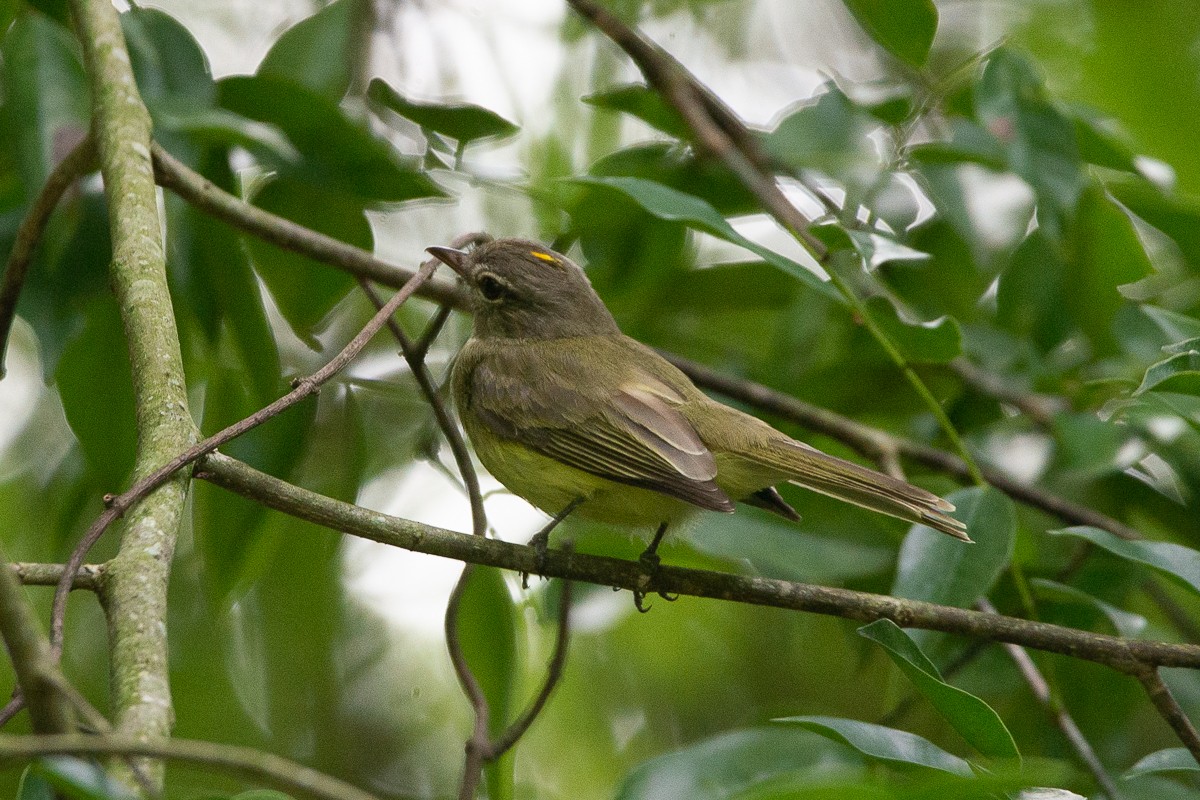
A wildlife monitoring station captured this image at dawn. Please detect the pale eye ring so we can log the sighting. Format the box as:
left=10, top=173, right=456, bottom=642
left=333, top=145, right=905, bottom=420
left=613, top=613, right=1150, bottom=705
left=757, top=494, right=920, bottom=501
left=476, top=272, right=506, bottom=302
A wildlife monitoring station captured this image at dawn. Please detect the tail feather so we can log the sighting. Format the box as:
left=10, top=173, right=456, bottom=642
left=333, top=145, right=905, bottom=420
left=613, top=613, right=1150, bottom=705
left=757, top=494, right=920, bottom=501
left=767, top=439, right=971, bottom=542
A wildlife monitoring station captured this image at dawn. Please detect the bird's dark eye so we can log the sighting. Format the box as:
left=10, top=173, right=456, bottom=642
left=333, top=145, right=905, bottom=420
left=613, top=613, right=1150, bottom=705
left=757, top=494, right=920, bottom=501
left=477, top=273, right=506, bottom=302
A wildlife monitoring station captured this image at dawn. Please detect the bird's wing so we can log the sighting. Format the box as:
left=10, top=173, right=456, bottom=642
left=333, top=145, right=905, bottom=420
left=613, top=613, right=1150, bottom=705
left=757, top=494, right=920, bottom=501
left=465, top=349, right=734, bottom=512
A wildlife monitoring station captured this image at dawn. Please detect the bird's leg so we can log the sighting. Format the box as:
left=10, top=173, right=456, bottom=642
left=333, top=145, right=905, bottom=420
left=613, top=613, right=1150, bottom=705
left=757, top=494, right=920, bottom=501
left=633, top=522, right=678, bottom=613
left=524, top=497, right=584, bottom=589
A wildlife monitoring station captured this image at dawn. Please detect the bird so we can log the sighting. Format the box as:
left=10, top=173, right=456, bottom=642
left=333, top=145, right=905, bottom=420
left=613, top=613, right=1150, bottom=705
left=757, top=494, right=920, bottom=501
left=427, top=238, right=969, bottom=604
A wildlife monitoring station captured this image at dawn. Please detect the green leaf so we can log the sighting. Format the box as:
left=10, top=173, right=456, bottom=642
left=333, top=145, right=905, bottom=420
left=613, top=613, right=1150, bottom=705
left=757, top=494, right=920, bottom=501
left=1135, top=350, right=1200, bottom=396
left=763, top=87, right=879, bottom=182
left=1030, top=578, right=1148, bottom=639
left=616, top=727, right=863, bottom=800
left=33, top=757, right=137, bottom=800
left=865, top=296, right=961, bottom=364
left=975, top=49, right=1085, bottom=235
left=569, top=176, right=839, bottom=300
left=776, top=716, right=973, bottom=776
left=1141, top=306, right=1200, bottom=344
left=857, top=620, right=1021, bottom=760
left=0, top=12, right=89, bottom=197
left=996, top=230, right=1070, bottom=349
left=122, top=6, right=214, bottom=111
left=259, top=0, right=360, bottom=100
left=244, top=177, right=364, bottom=342
left=1108, top=179, right=1200, bottom=269
left=456, top=566, right=518, bottom=800
left=583, top=83, right=687, bottom=138
left=841, top=0, right=938, bottom=67
left=892, top=487, right=1015, bottom=609
left=908, top=119, right=1006, bottom=169
left=54, top=298, right=137, bottom=488
left=367, top=77, right=518, bottom=144
left=1123, top=748, right=1200, bottom=779
left=16, top=767, right=53, bottom=800
left=218, top=74, right=445, bottom=203
left=1065, top=187, right=1154, bottom=351
left=1051, top=526, right=1200, bottom=599
left=1068, top=104, right=1138, bottom=173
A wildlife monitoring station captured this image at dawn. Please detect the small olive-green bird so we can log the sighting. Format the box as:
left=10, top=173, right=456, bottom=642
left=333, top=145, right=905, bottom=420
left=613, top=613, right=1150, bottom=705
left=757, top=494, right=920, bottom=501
left=427, top=238, right=970, bottom=561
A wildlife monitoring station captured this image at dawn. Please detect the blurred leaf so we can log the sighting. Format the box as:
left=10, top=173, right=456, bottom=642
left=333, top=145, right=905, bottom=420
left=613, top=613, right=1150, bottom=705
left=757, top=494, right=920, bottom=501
left=0, top=11, right=89, bottom=196
left=975, top=49, right=1085, bottom=234
left=244, top=177, right=363, bottom=343
left=1065, top=187, right=1154, bottom=351
left=583, top=83, right=687, bottom=138
left=16, top=768, right=53, bottom=800
left=1068, top=105, right=1137, bottom=173
left=259, top=0, right=360, bottom=100
left=776, top=716, right=973, bottom=776
left=996, top=230, right=1070, bottom=350
left=1123, top=748, right=1200, bottom=779
left=1051, top=527, right=1200, bottom=599
left=858, top=620, right=1020, bottom=760
left=122, top=6, right=213, bottom=111
left=1030, top=579, right=1147, bottom=638
left=1135, top=350, right=1200, bottom=396
left=1108, top=179, right=1200, bottom=268
left=194, top=365, right=317, bottom=604
left=617, top=727, right=863, bottom=800
left=54, top=298, right=137, bottom=488
left=892, top=487, right=1015, bottom=609
left=217, top=74, right=445, bottom=203
left=21, top=0, right=68, bottom=25
left=865, top=296, right=961, bottom=364
left=456, top=565, right=517, bottom=800
left=909, top=119, right=1006, bottom=169
left=1050, top=413, right=1141, bottom=481
left=763, top=86, right=879, bottom=183
left=570, top=175, right=838, bottom=299
left=32, top=757, right=137, bottom=800
left=368, top=77, right=518, bottom=144
left=1141, top=306, right=1200, bottom=344
left=841, top=0, right=937, bottom=67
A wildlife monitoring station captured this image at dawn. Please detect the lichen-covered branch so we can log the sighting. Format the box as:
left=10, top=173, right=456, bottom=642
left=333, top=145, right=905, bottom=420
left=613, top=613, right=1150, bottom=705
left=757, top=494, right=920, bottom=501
left=69, top=0, right=198, bottom=782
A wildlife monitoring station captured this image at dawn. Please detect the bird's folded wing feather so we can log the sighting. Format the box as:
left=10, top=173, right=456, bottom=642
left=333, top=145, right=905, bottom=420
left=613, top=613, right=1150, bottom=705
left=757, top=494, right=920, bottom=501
left=468, top=357, right=734, bottom=512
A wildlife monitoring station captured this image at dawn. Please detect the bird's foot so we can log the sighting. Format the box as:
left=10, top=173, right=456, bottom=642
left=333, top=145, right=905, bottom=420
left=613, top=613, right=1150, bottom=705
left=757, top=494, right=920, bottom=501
left=521, top=531, right=552, bottom=589
left=632, top=548, right=677, bottom=613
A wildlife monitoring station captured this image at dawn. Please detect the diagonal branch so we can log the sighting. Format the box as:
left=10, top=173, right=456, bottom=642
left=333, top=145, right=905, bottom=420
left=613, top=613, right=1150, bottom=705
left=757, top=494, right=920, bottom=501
left=196, top=451, right=1200, bottom=674
left=1137, top=668, right=1200, bottom=765
left=52, top=261, right=439, bottom=650
left=0, top=136, right=96, bottom=378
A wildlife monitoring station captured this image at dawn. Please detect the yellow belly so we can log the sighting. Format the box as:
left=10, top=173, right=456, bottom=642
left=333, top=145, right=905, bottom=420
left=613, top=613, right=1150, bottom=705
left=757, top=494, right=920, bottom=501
left=466, top=417, right=695, bottom=528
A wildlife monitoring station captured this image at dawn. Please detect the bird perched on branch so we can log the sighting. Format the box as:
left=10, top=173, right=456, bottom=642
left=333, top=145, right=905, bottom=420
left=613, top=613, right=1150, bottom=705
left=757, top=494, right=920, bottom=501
left=428, top=238, right=969, bottom=607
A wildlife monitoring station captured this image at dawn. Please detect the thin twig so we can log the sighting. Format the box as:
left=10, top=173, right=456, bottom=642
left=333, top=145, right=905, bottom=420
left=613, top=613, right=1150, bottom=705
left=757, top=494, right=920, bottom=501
left=1137, top=668, right=1200, bottom=765
left=0, top=137, right=96, bottom=378
left=10, top=563, right=104, bottom=591
left=950, top=359, right=1065, bottom=428
left=978, top=599, right=1120, bottom=797
left=413, top=303, right=455, bottom=364
left=488, top=577, right=574, bottom=759
left=445, top=565, right=490, bottom=800
left=50, top=260, right=439, bottom=650
left=197, top=451, right=1200, bottom=674
left=0, top=734, right=383, bottom=800
left=0, top=549, right=75, bottom=733
left=151, top=143, right=470, bottom=310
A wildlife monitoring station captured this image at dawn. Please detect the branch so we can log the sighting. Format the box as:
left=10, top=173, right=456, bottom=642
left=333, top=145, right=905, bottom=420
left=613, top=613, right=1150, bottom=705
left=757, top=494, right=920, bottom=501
left=0, top=549, right=75, bottom=734
left=151, top=143, right=468, bottom=310
left=0, top=734, right=382, bottom=800
left=1137, top=669, right=1200, bottom=765
left=196, top=451, right=1200, bottom=674
left=0, top=136, right=96, bottom=378
left=54, top=260, right=440, bottom=649
left=977, top=599, right=1119, bottom=796
left=69, top=0, right=197, bottom=773
left=10, top=563, right=103, bottom=592
left=151, top=139, right=1147, bottom=548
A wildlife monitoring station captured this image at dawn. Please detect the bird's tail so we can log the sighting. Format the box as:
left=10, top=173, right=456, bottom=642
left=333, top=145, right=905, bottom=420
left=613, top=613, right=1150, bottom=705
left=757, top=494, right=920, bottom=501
left=764, top=438, right=971, bottom=541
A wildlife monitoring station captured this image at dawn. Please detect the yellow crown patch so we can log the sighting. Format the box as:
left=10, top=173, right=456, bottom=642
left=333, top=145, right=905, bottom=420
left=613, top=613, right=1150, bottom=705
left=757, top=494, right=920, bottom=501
left=529, top=251, right=559, bottom=265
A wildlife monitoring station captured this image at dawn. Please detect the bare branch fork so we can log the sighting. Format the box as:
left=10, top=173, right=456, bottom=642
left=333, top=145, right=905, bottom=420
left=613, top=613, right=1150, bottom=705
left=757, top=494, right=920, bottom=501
left=49, top=258, right=441, bottom=650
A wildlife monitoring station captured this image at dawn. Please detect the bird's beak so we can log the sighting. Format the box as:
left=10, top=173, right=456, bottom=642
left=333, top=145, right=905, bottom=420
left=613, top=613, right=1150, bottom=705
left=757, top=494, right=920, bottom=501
left=426, top=246, right=470, bottom=278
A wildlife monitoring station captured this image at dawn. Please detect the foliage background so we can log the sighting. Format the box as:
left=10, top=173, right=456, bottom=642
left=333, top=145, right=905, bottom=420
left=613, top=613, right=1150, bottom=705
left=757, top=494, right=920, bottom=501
left=3, top=0, right=1200, bottom=798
